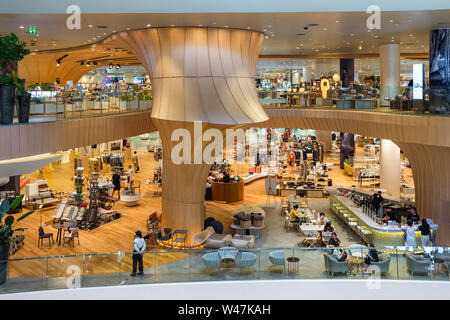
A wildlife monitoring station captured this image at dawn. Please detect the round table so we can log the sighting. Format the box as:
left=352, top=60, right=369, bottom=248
left=287, top=256, right=300, bottom=274
left=52, top=223, right=64, bottom=245
left=347, top=256, right=365, bottom=274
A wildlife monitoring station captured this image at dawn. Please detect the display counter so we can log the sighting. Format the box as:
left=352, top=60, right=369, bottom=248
left=326, top=187, right=437, bottom=252
left=336, top=98, right=378, bottom=110
left=211, top=181, right=244, bottom=202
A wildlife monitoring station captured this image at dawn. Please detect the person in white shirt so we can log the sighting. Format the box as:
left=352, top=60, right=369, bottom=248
left=127, top=165, right=133, bottom=190
left=131, top=230, right=146, bottom=276
left=401, top=219, right=418, bottom=249
left=318, top=212, right=328, bottom=225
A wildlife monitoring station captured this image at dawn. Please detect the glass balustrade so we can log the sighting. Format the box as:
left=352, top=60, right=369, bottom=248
left=1, top=246, right=448, bottom=295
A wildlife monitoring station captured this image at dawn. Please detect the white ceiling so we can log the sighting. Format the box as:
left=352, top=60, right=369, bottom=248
left=0, top=10, right=449, bottom=55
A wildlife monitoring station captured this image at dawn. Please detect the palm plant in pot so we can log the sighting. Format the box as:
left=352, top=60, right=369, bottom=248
left=0, top=195, right=34, bottom=284
left=0, top=33, right=30, bottom=125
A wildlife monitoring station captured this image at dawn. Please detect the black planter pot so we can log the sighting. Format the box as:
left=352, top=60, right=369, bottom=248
left=18, top=94, right=31, bottom=123
left=0, top=244, right=8, bottom=285
left=0, top=84, right=16, bottom=125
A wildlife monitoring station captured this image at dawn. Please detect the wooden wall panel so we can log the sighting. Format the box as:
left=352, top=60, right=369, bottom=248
left=0, top=111, right=155, bottom=161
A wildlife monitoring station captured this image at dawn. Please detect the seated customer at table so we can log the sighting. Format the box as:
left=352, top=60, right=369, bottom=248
left=323, top=221, right=334, bottom=233
left=317, top=212, right=328, bottom=225
left=289, top=204, right=300, bottom=223
left=364, top=243, right=379, bottom=265
left=328, top=232, right=343, bottom=247
left=333, top=247, right=348, bottom=262
left=380, top=207, right=397, bottom=222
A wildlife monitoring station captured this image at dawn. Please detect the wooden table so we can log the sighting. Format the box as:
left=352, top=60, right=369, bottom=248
left=211, top=181, right=244, bottom=202
left=287, top=256, right=300, bottom=273
left=52, top=223, right=64, bottom=245
left=347, top=256, right=365, bottom=274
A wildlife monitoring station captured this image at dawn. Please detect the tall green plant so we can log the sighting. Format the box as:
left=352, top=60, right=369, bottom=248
left=0, top=70, right=24, bottom=92
left=0, top=33, right=30, bottom=72
left=0, top=195, right=34, bottom=246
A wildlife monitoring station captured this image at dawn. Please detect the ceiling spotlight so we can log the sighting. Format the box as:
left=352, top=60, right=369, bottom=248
left=109, top=63, right=113, bottom=69
left=116, top=64, right=121, bottom=69
left=80, top=61, right=84, bottom=66
left=93, top=61, right=98, bottom=66
left=88, top=25, right=93, bottom=28
left=86, top=61, right=90, bottom=67
left=358, top=44, right=362, bottom=50
left=56, top=61, right=60, bottom=67
left=146, top=24, right=151, bottom=27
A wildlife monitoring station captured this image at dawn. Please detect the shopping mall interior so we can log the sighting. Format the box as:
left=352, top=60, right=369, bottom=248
left=0, top=0, right=449, bottom=299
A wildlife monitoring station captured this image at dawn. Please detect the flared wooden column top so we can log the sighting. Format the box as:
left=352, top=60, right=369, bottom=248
left=110, top=27, right=269, bottom=125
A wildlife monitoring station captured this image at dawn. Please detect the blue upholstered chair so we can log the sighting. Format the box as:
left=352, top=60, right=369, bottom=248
left=218, top=247, right=239, bottom=261
left=237, top=251, right=257, bottom=271
left=202, top=252, right=220, bottom=269
left=269, top=250, right=286, bottom=272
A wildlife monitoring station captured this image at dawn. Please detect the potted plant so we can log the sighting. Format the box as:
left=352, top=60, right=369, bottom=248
left=0, top=33, right=30, bottom=124
left=0, top=195, right=34, bottom=284
left=0, top=70, right=23, bottom=124
left=17, top=79, right=31, bottom=123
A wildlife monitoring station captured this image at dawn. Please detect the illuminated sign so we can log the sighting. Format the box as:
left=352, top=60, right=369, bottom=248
left=413, top=64, right=424, bottom=100
left=27, top=27, right=38, bottom=35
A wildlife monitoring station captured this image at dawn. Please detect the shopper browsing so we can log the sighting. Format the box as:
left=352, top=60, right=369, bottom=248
left=130, top=230, right=146, bottom=277
left=132, top=151, right=140, bottom=173
left=112, top=170, right=121, bottom=200
left=370, top=191, right=383, bottom=214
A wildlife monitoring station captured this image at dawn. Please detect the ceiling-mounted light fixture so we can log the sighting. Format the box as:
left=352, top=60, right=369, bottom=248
left=116, top=64, right=121, bottom=69
left=55, top=54, right=68, bottom=67
left=86, top=61, right=90, bottom=67
left=109, top=63, right=113, bottom=69
left=56, top=61, right=60, bottom=67
left=80, top=61, right=84, bottom=66
left=93, top=61, right=98, bottom=66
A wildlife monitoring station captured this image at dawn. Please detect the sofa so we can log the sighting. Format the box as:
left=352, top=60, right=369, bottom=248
left=371, top=253, right=391, bottom=275
left=205, top=233, right=232, bottom=249
left=323, top=252, right=349, bottom=276
left=231, top=234, right=255, bottom=249
left=405, top=252, right=431, bottom=276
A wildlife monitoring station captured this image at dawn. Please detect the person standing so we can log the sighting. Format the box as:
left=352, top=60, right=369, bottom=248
left=370, top=191, right=384, bottom=216
left=407, top=207, right=420, bottom=224
left=418, top=218, right=431, bottom=247
left=132, top=151, right=140, bottom=173
left=112, top=170, right=121, bottom=200
left=402, top=219, right=418, bottom=249
left=130, top=230, right=146, bottom=277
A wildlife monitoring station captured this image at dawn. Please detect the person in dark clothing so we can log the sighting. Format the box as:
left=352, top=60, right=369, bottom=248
left=407, top=207, right=420, bottom=224
left=222, top=170, right=231, bottom=183
left=112, top=170, right=121, bottom=200
left=328, top=232, right=342, bottom=247
left=418, top=218, right=431, bottom=247
left=381, top=207, right=397, bottom=222
left=370, top=191, right=383, bottom=213
left=364, top=243, right=379, bottom=265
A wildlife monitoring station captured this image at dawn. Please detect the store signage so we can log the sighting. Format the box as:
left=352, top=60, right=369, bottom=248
left=27, top=27, right=38, bottom=35
left=413, top=64, right=424, bottom=100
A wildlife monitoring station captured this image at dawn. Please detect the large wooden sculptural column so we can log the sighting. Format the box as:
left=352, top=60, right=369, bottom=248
left=111, top=27, right=269, bottom=243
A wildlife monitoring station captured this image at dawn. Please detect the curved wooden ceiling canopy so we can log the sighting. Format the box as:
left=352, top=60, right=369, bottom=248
left=18, top=45, right=140, bottom=85
left=109, top=27, right=268, bottom=125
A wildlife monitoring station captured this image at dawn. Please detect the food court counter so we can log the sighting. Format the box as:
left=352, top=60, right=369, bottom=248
left=211, top=180, right=244, bottom=202
left=326, top=188, right=438, bottom=250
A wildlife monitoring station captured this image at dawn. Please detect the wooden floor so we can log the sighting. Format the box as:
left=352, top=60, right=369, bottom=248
left=8, top=145, right=413, bottom=278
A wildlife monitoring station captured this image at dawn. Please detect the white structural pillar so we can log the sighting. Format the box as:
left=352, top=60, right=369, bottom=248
left=380, top=139, right=401, bottom=198
left=379, top=44, right=400, bottom=107
left=303, top=66, right=312, bottom=82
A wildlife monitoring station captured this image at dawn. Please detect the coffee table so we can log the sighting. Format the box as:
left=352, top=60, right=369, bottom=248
left=347, top=256, right=365, bottom=274
left=287, top=256, right=300, bottom=274
left=220, top=258, right=235, bottom=273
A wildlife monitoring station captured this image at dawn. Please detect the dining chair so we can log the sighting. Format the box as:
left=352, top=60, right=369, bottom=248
left=63, top=228, right=80, bottom=247
left=38, top=227, right=54, bottom=247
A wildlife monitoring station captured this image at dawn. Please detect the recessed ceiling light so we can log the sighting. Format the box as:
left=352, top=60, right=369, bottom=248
left=247, top=27, right=251, bottom=29
left=19, top=26, right=24, bottom=29
left=224, top=25, right=229, bottom=28
left=146, top=24, right=151, bottom=27
left=199, top=24, right=203, bottom=27
left=170, top=25, right=175, bottom=27
left=336, top=20, right=340, bottom=23
left=296, top=47, right=299, bottom=49
left=268, top=25, right=272, bottom=28
left=265, top=36, right=268, bottom=39
left=127, top=28, right=131, bottom=30
left=88, top=25, right=93, bottom=28
left=212, top=22, right=216, bottom=25
left=351, top=34, right=355, bottom=36
left=389, top=20, right=394, bottom=23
